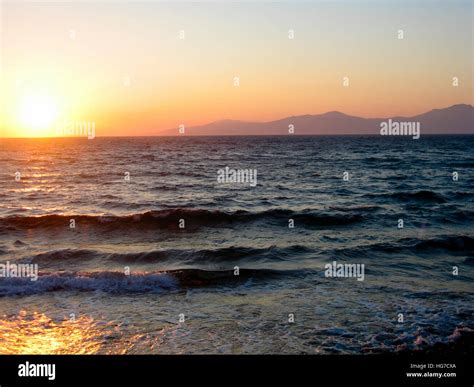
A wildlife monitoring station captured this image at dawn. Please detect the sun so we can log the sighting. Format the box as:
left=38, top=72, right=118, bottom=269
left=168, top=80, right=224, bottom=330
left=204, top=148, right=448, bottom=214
left=18, top=93, right=59, bottom=134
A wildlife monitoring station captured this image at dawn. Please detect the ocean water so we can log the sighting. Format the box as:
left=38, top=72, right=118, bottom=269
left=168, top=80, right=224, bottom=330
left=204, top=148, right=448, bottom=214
left=0, top=135, right=473, bottom=354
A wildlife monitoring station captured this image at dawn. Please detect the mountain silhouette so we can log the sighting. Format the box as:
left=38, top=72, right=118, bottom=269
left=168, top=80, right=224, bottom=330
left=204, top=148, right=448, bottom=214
left=163, top=104, right=473, bottom=136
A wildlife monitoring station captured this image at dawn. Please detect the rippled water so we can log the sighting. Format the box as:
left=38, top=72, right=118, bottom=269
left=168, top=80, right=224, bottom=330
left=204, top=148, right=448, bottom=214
left=0, top=135, right=473, bottom=353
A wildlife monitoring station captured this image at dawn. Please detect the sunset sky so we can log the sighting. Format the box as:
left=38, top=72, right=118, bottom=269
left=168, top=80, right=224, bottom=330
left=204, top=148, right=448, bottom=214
left=1, top=1, right=472, bottom=137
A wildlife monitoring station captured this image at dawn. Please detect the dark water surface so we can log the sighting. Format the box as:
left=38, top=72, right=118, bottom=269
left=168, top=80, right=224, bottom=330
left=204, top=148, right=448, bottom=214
left=0, top=135, right=472, bottom=353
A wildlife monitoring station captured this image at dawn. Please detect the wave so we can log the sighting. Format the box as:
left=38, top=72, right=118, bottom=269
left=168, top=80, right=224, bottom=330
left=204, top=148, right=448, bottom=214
left=442, top=208, right=474, bottom=223
left=365, top=190, right=447, bottom=203
left=450, top=191, right=474, bottom=199
left=105, top=245, right=310, bottom=264
left=413, top=235, right=474, bottom=252
left=1, top=208, right=365, bottom=231
left=333, top=235, right=474, bottom=258
left=449, top=161, right=474, bottom=168
left=0, top=271, right=177, bottom=296
left=23, top=245, right=313, bottom=265
left=0, top=268, right=295, bottom=296
left=365, top=156, right=402, bottom=163
left=28, top=249, right=102, bottom=263
left=463, top=257, right=474, bottom=266
left=328, top=205, right=382, bottom=213
left=13, top=234, right=474, bottom=268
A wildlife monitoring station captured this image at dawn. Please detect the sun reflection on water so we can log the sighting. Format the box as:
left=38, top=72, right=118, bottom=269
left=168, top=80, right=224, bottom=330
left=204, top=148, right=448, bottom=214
left=0, top=311, right=117, bottom=354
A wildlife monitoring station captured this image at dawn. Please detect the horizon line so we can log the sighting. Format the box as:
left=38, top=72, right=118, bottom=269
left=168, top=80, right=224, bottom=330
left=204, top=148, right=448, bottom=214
left=2, top=103, right=472, bottom=139
left=2, top=133, right=474, bottom=140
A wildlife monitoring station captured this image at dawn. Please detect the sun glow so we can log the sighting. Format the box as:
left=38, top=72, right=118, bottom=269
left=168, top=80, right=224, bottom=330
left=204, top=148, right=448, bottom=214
left=0, top=312, right=108, bottom=354
left=18, top=93, right=59, bottom=135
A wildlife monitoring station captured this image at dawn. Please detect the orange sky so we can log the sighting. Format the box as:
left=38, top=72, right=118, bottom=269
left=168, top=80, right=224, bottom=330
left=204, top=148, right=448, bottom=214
left=1, top=2, right=472, bottom=137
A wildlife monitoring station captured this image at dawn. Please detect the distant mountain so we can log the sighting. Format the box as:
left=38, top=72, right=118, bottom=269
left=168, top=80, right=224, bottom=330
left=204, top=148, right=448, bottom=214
left=162, top=104, right=473, bottom=136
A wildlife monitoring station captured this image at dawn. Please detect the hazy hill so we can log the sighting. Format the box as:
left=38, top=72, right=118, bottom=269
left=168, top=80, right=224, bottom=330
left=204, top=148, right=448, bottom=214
left=162, top=104, right=473, bottom=136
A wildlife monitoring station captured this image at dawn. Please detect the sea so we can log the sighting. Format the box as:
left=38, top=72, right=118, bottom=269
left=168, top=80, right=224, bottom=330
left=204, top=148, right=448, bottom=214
left=0, top=135, right=472, bottom=354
